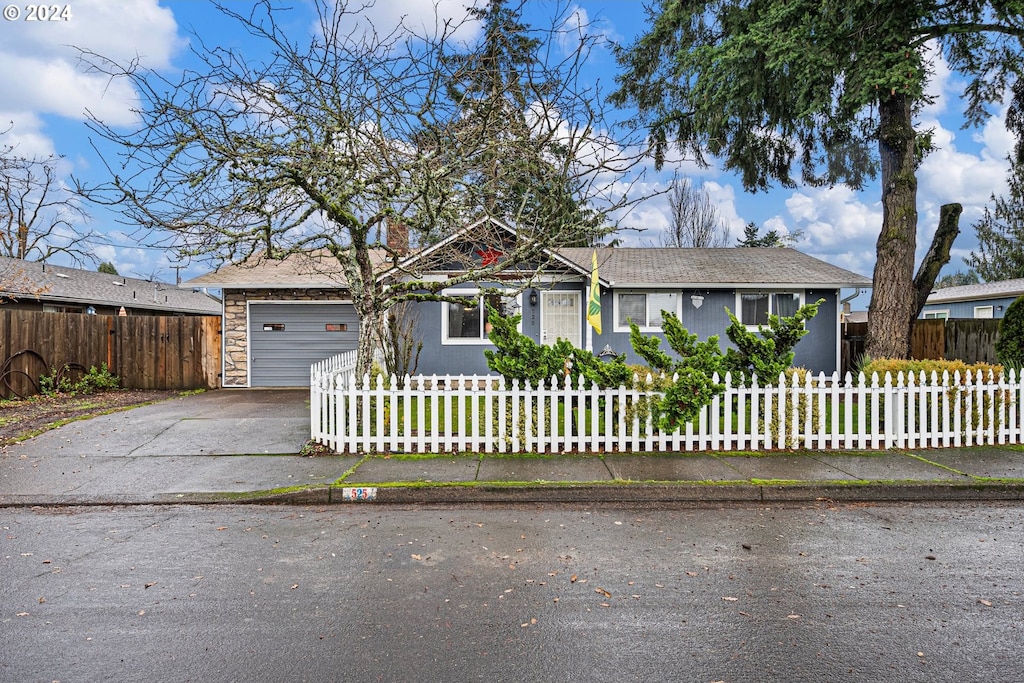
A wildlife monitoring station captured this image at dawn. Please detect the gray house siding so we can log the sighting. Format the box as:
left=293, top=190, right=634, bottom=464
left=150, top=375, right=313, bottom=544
left=920, top=297, right=1017, bottom=320
left=413, top=281, right=581, bottom=377
left=920, top=279, right=1024, bottom=319
left=794, top=289, right=838, bottom=374
left=413, top=285, right=842, bottom=378
left=187, top=230, right=870, bottom=386
left=599, top=289, right=839, bottom=376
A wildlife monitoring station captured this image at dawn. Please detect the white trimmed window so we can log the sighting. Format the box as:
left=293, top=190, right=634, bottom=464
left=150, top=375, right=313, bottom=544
left=974, top=305, right=994, bottom=319
left=736, top=291, right=803, bottom=327
left=923, top=310, right=949, bottom=320
left=615, top=292, right=679, bottom=331
left=442, top=290, right=520, bottom=344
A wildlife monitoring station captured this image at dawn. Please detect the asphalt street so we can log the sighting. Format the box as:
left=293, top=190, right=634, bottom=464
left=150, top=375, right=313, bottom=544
left=2, top=502, right=1021, bottom=682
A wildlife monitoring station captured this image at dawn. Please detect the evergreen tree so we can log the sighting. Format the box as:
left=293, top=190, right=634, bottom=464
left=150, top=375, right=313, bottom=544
left=966, top=159, right=1024, bottom=282
left=736, top=222, right=785, bottom=248
left=97, top=261, right=118, bottom=275
left=612, top=0, right=1024, bottom=359
left=439, top=0, right=606, bottom=245
left=934, top=270, right=980, bottom=288
left=995, top=295, right=1024, bottom=370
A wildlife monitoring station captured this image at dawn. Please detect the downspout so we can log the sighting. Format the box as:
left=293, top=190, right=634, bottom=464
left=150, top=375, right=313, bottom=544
left=839, top=288, right=864, bottom=378
left=840, top=288, right=863, bottom=322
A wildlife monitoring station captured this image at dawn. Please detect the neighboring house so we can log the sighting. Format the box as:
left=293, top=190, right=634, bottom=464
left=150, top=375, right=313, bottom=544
left=920, top=279, right=1024, bottom=320
left=0, top=255, right=221, bottom=316
left=186, top=218, right=872, bottom=388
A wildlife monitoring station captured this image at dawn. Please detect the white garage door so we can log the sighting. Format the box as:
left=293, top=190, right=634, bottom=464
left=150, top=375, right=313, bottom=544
left=249, top=303, right=359, bottom=387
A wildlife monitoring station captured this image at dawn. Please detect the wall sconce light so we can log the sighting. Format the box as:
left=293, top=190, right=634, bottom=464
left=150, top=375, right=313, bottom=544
left=690, top=294, right=704, bottom=309
left=529, top=290, right=538, bottom=306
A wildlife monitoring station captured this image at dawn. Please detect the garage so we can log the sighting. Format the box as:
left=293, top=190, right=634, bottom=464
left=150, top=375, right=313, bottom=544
left=248, top=302, right=359, bottom=386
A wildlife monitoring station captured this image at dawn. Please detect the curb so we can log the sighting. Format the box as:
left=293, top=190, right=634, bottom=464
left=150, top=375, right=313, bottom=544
left=3, top=481, right=1022, bottom=508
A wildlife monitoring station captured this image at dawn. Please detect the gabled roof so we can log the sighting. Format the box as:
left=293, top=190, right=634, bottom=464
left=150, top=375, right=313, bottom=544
left=186, top=218, right=595, bottom=288
left=183, top=223, right=872, bottom=292
left=380, top=216, right=596, bottom=282
left=184, top=249, right=390, bottom=289
left=558, top=247, right=872, bottom=288
left=0, top=256, right=221, bottom=314
left=925, top=278, right=1024, bottom=304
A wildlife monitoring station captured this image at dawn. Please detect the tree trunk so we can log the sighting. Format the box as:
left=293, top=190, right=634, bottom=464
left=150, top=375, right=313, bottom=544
left=341, top=235, right=385, bottom=380
left=355, top=307, right=382, bottom=381
left=912, top=203, right=963, bottom=318
left=865, top=93, right=918, bottom=360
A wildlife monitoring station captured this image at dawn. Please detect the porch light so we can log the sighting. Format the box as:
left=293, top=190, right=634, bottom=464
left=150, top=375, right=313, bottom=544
left=690, top=294, right=704, bottom=309
left=529, top=290, right=538, bottom=306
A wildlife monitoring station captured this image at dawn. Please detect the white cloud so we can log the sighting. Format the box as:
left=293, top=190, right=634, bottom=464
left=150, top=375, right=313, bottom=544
left=555, top=5, right=621, bottom=56
left=702, top=181, right=743, bottom=234
left=0, top=0, right=178, bottom=67
left=352, top=0, right=482, bottom=44
left=917, top=119, right=1010, bottom=228
left=0, top=112, right=55, bottom=157
left=0, top=0, right=179, bottom=140
left=782, top=185, right=880, bottom=268
left=920, top=41, right=952, bottom=118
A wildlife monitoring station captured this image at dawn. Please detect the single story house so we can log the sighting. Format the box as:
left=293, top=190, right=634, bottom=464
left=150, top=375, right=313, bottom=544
left=920, top=278, right=1024, bottom=320
left=0, top=255, right=221, bottom=316
left=186, top=218, right=872, bottom=388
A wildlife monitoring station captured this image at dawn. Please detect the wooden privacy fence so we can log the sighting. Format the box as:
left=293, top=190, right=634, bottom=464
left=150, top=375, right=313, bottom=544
left=843, top=318, right=1002, bottom=372
left=1, top=310, right=221, bottom=398
left=311, top=353, right=1024, bottom=454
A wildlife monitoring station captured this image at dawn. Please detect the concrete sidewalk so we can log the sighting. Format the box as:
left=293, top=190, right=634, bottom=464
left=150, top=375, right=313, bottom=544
left=2, top=389, right=1023, bottom=506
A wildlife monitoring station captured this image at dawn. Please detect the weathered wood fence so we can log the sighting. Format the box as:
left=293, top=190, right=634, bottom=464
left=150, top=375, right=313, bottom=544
left=1, top=310, right=221, bottom=398
left=843, top=318, right=1002, bottom=374
left=311, top=352, right=1024, bottom=455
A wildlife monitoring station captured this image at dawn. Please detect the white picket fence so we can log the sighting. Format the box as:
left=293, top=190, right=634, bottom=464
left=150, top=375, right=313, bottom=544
left=310, top=352, right=1024, bottom=454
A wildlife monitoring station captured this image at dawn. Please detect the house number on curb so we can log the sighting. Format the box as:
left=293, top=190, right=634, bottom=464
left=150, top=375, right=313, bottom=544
left=340, top=487, right=377, bottom=502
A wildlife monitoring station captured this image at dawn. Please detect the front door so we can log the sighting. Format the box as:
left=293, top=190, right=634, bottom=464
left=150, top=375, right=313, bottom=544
left=540, top=291, right=581, bottom=347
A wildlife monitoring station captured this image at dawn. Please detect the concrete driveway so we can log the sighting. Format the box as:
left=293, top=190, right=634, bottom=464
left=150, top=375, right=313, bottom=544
left=0, top=389, right=356, bottom=504
left=11, top=389, right=313, bottom=458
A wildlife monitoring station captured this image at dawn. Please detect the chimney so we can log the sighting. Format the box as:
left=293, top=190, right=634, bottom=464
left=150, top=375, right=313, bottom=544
left=387, top=217, right=409, bottom=256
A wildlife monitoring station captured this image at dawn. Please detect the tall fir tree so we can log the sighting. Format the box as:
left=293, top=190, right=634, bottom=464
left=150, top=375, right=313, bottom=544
left=612, top=0, right=1024, bottom=359
left=966, top=159, right=1024, bottom=282
left=439, top=0, right=606, bottom=245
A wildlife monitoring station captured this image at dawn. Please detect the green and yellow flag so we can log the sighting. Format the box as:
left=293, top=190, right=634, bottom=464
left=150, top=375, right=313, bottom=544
left=587, top=250, right=602, bottom=335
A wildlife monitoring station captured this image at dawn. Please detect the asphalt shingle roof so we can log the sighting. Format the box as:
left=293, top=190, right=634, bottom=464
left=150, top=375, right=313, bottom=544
left=925, top=278, right=1024, bottom=304
left=186, top=246, right=872, bottom=290
left=0, top=256, right=221, bottom=314
left=558, top=247, right=872, bottom=288
left=184, top=250, right=390, bottom=288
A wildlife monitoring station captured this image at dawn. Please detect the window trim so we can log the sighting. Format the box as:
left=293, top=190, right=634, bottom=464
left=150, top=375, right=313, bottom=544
left=922, top=309, right=950, bottom=320
left=440, top=288, right=521, bottom=345
left=973, top=305, right=994, bottom=319
left=613, top=290, right=681, bottom=332
left=734, top=290, right=805, bottom=328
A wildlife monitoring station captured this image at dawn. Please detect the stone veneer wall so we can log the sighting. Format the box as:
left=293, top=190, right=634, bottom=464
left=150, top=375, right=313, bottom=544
left=222, top=288, right=343, bottom=387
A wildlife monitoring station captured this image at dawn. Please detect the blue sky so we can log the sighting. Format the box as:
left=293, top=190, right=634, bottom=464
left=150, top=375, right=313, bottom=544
left=0, top=0, right=1016, bottom=295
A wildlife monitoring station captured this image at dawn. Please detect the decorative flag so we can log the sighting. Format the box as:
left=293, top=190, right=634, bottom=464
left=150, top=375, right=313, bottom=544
left=587, top=250, right=602, bottom=335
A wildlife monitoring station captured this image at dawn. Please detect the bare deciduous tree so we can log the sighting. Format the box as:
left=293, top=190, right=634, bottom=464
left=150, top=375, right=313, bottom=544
left=77, top=0, right=648, bottom=375
left=0, top=141, right=90, bottom=263
left=660, top=176, right=730, bottom=248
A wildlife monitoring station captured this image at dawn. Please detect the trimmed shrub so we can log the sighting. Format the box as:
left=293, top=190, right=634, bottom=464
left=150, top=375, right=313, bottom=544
left=995, top=295, right=1024, bottom=370
left=859, top=358, right=1003, bottom=383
